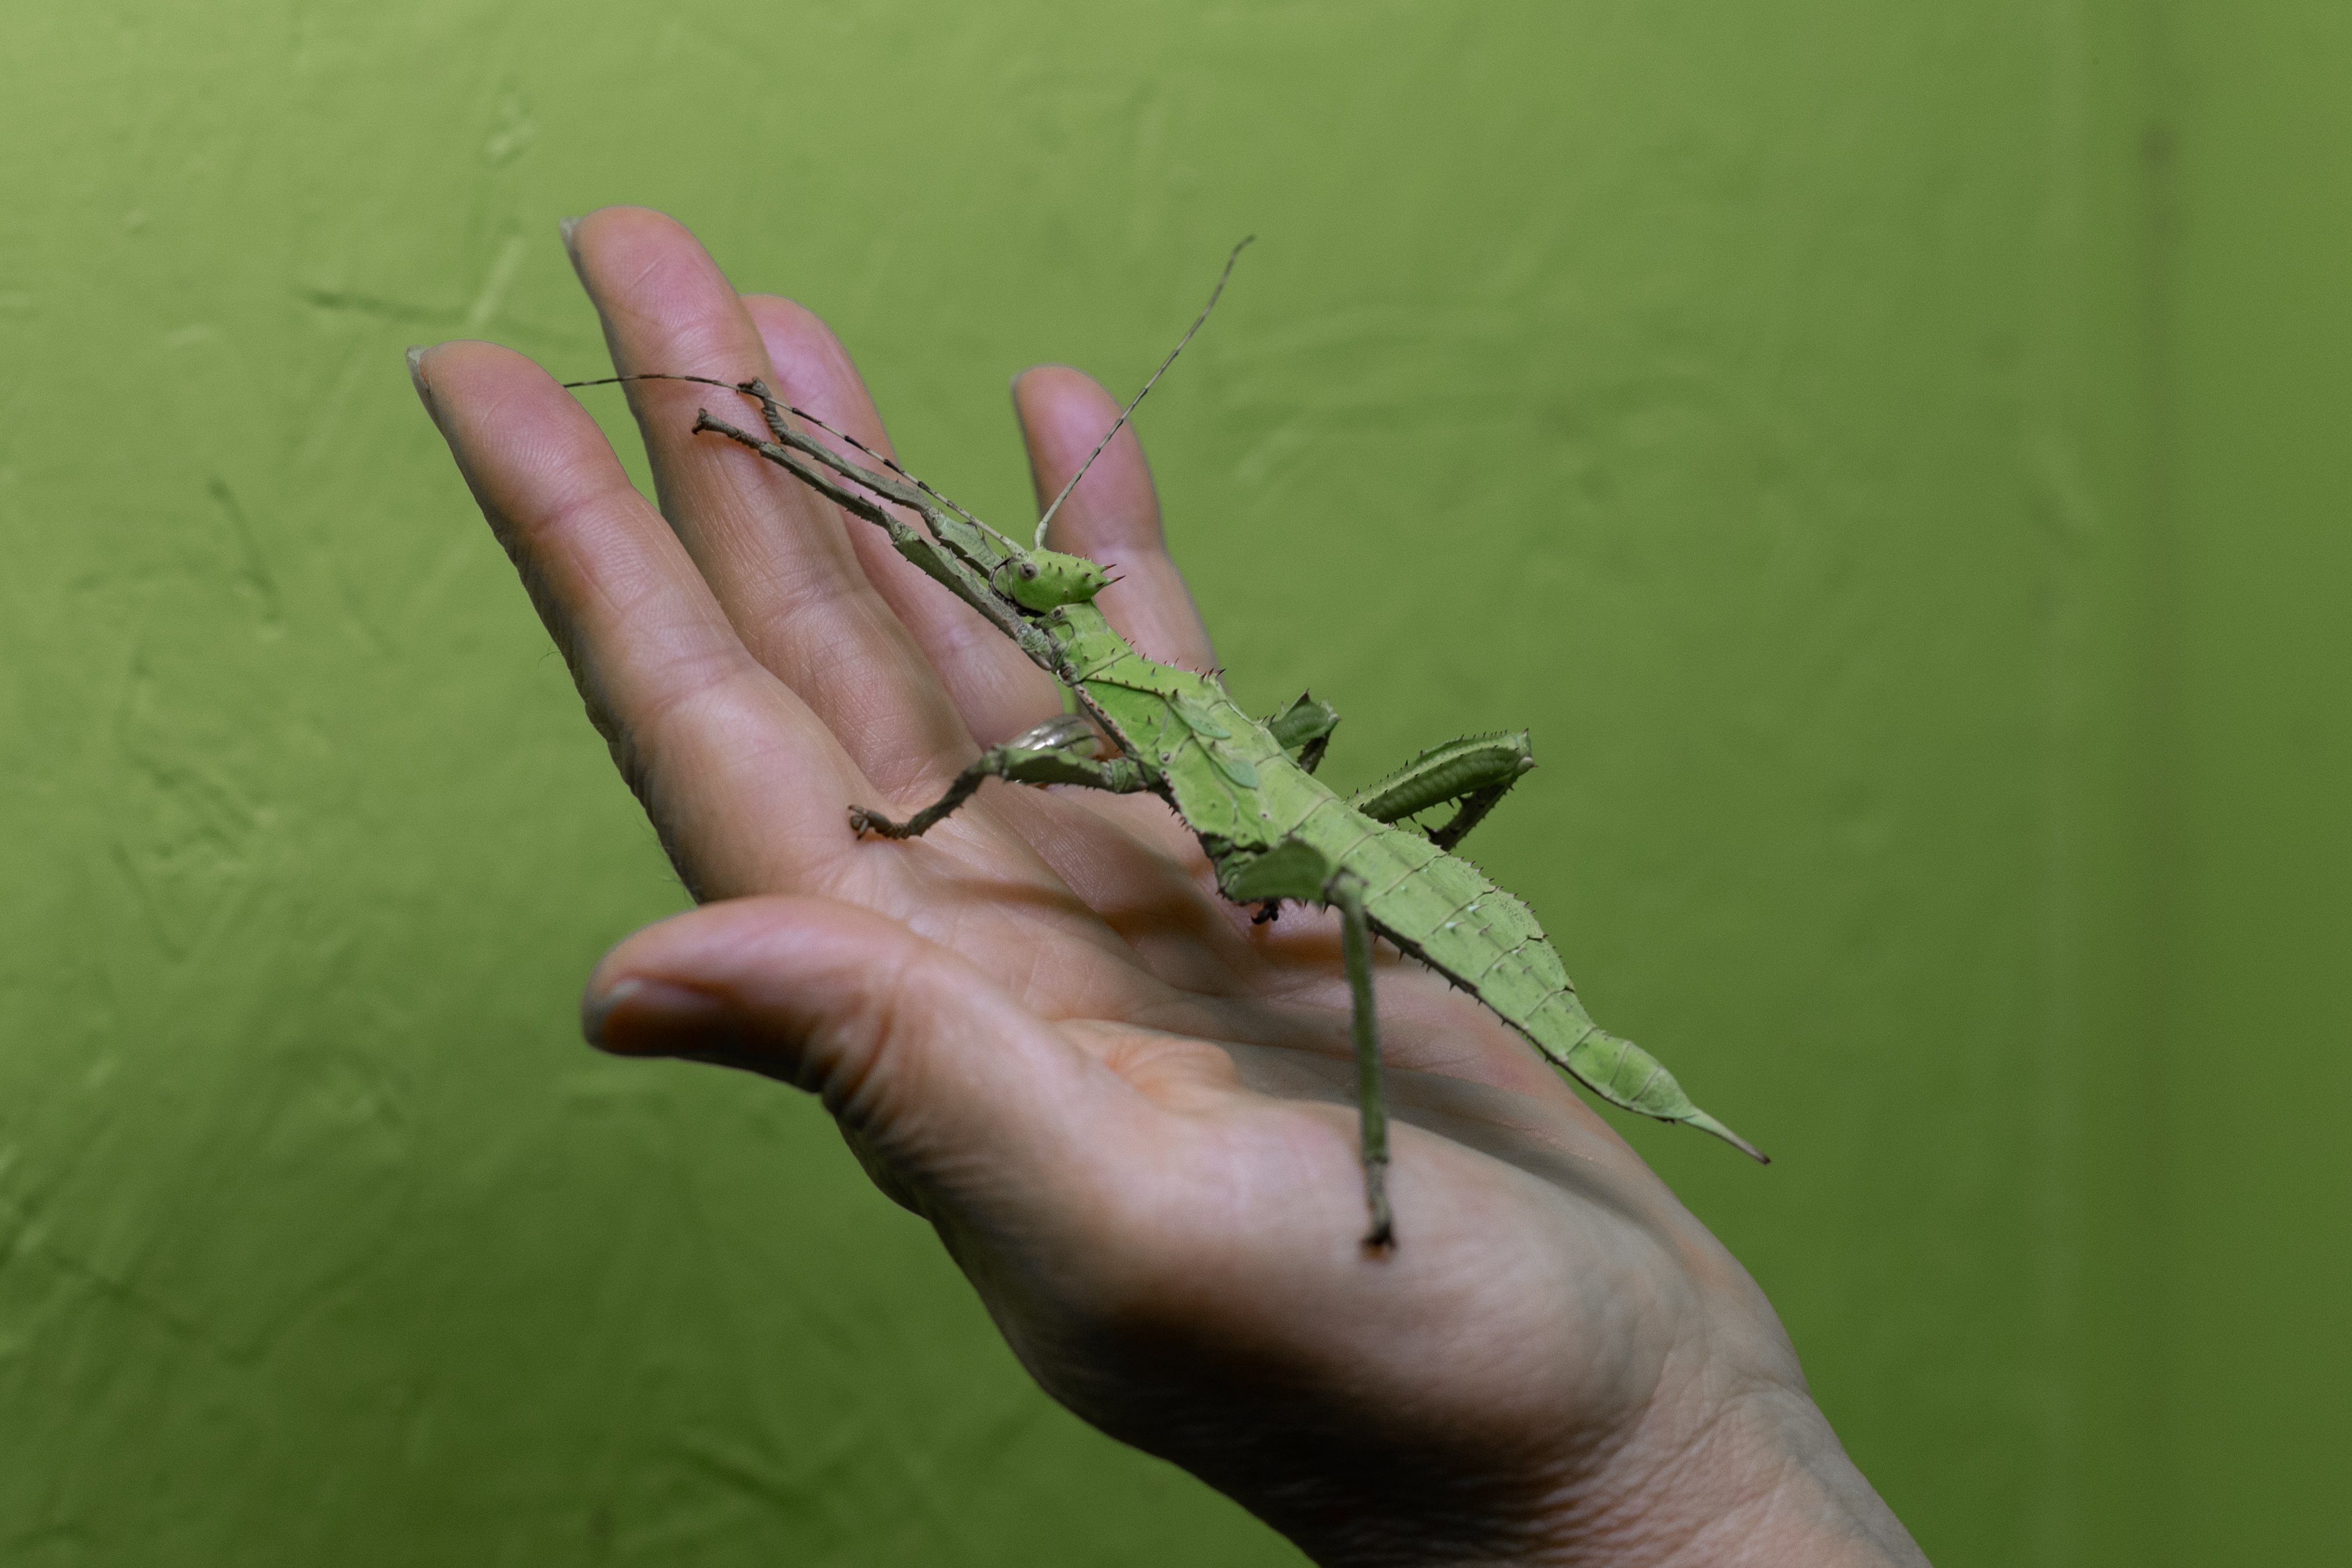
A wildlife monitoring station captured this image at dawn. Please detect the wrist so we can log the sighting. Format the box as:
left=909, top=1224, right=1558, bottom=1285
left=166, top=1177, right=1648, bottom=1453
left=1280, top=1374, right=1925, bottom=1568
left=1527, top=1377, right=1926, bottom=1568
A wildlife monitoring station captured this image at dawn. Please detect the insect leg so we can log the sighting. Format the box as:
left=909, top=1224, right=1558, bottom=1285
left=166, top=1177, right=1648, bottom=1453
left=691, top=411, right=1056, bottom=668
left=1347, top=731, right=1534, bottom=852
left=849, top=716, right=1151, bottom=839
left=1328, top=871, right=1394, bottom=1251
left=571, top=372, right=988, bottom=531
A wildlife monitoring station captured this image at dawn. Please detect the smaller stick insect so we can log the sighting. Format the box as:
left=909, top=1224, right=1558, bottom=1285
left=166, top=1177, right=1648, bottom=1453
left=569, top=244, right=1764, bottom=1250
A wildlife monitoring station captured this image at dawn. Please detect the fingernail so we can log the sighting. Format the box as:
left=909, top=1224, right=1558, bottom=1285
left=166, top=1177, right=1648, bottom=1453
left=405, top=345, right=437, bottom=419
left=582, top=977, right=737, bottom=1056
left=557, top=214, right=583, bottom=263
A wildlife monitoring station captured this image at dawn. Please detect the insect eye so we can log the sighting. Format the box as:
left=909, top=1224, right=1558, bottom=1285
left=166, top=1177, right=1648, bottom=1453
left=1020, top=562, right=1039, bottom=578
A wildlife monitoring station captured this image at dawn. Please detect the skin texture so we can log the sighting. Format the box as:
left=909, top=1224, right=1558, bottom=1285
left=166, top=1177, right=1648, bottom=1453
left=408, top=205, right=1930, bottom=1568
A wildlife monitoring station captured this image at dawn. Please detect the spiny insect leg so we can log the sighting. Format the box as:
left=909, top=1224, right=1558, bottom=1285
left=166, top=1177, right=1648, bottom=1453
left=849, top=716, right=1149, bottom=839
left=737, top=379, right=987, bottom=531
left=1328, top=873, right=1394, bottom=1252
left=693, top=399, right=1020, bottom=584
left=693, top=411, right=903, bottom=521
left=570, top=371, right=989, bottom=530
left=1348, top=731, right=1535, bottom=852
left=707, top=392, right=940, bottom=519
left=1425, top=784, right=1514, bottom=853
left=691, top=411, right=1059, bottom=669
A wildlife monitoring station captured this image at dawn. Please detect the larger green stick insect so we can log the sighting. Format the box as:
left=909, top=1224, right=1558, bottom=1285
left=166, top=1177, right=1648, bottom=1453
left=569, top=244, right=1763, bottom=1249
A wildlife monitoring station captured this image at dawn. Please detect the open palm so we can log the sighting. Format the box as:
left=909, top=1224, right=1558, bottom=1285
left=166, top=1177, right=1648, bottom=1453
left=411, top=207, right=1920, bottom=1568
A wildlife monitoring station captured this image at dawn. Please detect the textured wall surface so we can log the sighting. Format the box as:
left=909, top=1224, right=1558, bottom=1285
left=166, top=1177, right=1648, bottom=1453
left=0, top=2, right=2333, bottom=1564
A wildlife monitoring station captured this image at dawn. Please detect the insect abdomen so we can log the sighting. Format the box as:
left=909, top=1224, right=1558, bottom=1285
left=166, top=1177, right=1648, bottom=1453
left=1360, top=836, right=1764, bottom=1161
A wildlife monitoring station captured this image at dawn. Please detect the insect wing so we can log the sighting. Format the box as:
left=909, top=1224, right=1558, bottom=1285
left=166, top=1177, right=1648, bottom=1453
left=1207, top=746, right=1258, bottom=788
left=1170, top=691, right=1233, bottom=738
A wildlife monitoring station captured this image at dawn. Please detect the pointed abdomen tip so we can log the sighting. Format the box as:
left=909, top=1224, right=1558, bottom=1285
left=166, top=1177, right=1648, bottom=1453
left=1687, top=1111, right=1769, bottom=1164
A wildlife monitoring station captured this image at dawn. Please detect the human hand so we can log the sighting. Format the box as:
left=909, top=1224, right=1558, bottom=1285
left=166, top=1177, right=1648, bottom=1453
left=408, top=206, right=1924, bottom=1568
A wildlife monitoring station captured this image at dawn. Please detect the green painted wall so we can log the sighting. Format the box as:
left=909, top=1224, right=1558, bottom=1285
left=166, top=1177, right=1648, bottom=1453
left=0, top=2, right=2335, bottom=1563
left=2157, top=2, right=2352, bottom=1559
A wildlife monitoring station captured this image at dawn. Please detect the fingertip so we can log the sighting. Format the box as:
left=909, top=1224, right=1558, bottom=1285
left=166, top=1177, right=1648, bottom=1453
left=1011, top=363, right=1119, bottom=426
left=1009, top=361, right=1081, bottom=401
left=577, top=896, right=1111, bottom=1133
left=562, top=203, right=673, bottom=252
left=582, top=974, right=738, bottom=1057
left=565, top=208, right=752, bottom=359
left=407, top=338, right=570, bottom=423
left=739, top=291, right=818, bottom=329
left=410, top=338, right=659, bottom=550
left=559, top=206, right=646, bottom=275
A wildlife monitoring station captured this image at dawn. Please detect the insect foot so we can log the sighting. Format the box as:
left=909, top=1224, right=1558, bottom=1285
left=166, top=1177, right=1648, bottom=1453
left=1362, top=1159, right=1395, bottom=1255
left=848, top=805, right=914, bottom=839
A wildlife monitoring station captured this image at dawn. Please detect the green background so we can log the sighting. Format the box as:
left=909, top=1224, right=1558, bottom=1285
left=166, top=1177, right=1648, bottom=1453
left=1, top=2, right=2342, bottom=1562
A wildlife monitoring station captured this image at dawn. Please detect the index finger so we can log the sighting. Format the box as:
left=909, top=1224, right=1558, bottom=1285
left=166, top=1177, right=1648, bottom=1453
left=411, top=338, right=870, bottom=899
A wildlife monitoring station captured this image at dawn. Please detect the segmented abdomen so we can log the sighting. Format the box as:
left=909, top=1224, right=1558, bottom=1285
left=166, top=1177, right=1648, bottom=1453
left=1324, top=816, right=1760, bottom=1158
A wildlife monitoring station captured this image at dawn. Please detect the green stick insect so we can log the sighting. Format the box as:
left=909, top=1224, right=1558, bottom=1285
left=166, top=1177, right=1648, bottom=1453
left=569, top=243, right=1764, bottom=1250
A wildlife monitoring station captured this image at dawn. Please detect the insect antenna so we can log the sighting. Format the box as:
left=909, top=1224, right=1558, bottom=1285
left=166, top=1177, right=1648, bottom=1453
left=563, top=370, right=1021, bottom=550
left=1032, top=236, right=1254, bottom=549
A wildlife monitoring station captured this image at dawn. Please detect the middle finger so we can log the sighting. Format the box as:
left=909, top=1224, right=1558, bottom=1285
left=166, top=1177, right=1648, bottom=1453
left=741, top=292, right=1066, bottom=748
left=566, top=206, right=972, bottom=797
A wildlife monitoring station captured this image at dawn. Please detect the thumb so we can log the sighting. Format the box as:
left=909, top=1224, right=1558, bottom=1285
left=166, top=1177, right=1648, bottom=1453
left=581, top=895, right=1118, bottom=1213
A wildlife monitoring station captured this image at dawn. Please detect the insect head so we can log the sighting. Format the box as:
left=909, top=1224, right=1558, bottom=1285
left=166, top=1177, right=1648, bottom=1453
left=993, top=547, right=1113, bottom=611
